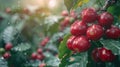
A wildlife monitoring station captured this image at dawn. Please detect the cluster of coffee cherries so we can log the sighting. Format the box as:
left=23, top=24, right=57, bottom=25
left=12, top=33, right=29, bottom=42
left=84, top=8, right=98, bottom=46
left=60, top=10, right=77, bottom=31
left=31, top=48, right=45, bottom=61
left=3, top=43, right=13, bottom=59
left=40, top=37, right=50, bottom=47
left=66, top=7, right=120, bottom=62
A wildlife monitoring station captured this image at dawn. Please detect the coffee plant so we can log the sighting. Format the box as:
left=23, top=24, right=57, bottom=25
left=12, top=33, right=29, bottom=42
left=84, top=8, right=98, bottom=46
left=0, top=0, right=120, bottom=67
left=59, top=0, right=120, bottom=67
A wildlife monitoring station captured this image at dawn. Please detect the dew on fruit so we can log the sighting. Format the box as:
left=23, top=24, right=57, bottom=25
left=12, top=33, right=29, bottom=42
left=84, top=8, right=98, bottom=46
left=0, top=0, right=119, bottom=67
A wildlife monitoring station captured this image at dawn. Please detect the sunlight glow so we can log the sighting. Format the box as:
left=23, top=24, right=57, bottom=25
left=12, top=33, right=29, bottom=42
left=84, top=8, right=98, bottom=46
left=48, top=0, right=57, bottom=9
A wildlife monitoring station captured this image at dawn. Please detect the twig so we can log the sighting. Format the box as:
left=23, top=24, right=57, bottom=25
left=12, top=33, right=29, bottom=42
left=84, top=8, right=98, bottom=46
left=101, top=0, right=117, bottom=11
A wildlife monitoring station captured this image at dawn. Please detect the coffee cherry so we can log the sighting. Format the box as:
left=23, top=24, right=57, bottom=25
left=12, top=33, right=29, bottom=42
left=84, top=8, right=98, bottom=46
left=37, top=48, right=43, bottom=54
left=60, top=17, right=70, bottom=27
left=81, top=8, right=98, bottom=23
left=81, top=8, right=87, bottom=17
left=70, top=21, right=87, bottom=36
left=67, top=36, right=76, bottom=51
left=86, top=24, right=104, bottom=40
left=98, top=12, right=114, bottom=27
left=39, top=63, right=46, bottom=67
left=31, top=53, right=37, bottom=60
left=5, top=8, right=11, bottom=13
left=92, top=48, right=101, bottom=62
left=3, top=52, right=11, bottom=59
left=61, top=10, right=68, bottom=16
left=5, top=43, right=13, bottom=51
left=40, top=37, right=49, bottom=47
left=106, top=25, right=120, bottom=39
left=92, top=47, right=115, bottom=62
left=70, top=10, right=77, bottom=19
left=99, top=47, right=115, bottom=62
left=72, top=36, right=91, bottom=52
left=37, top=54, right=45, bottom=60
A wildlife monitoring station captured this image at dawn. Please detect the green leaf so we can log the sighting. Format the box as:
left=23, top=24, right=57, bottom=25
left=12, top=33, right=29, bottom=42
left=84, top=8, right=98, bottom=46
left=107, top=2, right=120, bottom=17
left=64, top=0, right=74, bottom=11
left=106, top=62, right=114, bottom=67
left=44, top=51, right=60, bottom=67
left=72, top=0, right=89, bottom=9
left=2, top=26, right=17, bottom=43
left=24, top=60, right=41, bottom=67
left=44, top=16, right=62, bottom=36
left=59, top=53, right=71, bottom=67
left=58, top=33, right=71, bottom=59
left=69, top=52, right=88, bottom=67
left=0, top=57, right=8, bottom=67
left=45, top=56, right=60, bottom=67
left=100, top=39, right=120, bottom=55
left=58, top=34, right=72, bottom=67
left=66, top=63, right=80, bottom=67
left=73, top=0, right=97, bottom=14
left=78, top=52, right=88, bottom=67
left=0, top=19, right=9, bottom=33
left=12, top=43, right=31, bottom=52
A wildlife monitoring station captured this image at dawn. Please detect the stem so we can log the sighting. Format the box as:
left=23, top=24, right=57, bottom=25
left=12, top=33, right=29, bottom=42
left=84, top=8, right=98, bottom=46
left=101, top=0, right=117, bottom=11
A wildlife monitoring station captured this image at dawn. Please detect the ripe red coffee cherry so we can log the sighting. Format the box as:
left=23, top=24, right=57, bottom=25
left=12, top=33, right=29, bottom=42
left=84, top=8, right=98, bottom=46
left=106, top=25, right=120, bottom=39
left=37, top=48, right=43, bottom=54
left=99, top=47, right=115, bottom=62
left=40, top=37, right=50, bottom=47
left=72, top=36, right=91, bottom=52
left=70, top=10, right=77, bottom=19
left=37, top=54, right=45, bottom=60
left=31, top=53, right=37, bottom=60
left=3, top=52, right=11, bottom=59
left=81, top=8, right=98, bottom=23
left=5, top=43, right=13, bottom=51
left=67, top=36, right=76, bottom=51
left=86, top=24, right=104, bottom=40
left=70, top=21, right=87, bottom=36
left=39, top=63, right=46, bottom=67
left=92, top=48, right=101, bottom=62
left=99, top=12, right=114, bottom=27
left=60, top=17, right=70, bottom=27
left=61, top=10, right=68, bottom=16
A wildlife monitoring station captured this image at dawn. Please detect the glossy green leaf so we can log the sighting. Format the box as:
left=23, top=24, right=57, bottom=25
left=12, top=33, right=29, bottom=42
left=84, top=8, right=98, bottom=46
left=107, top=1, right=120, bottom=17
left=106, top=62, right=114, bottom=67
left=58, top=34, right=72, bottom=67
left=73, top=0, right=97, bottom=14
left=2, top=26, right=17, bottom=43
left=0, top=58, right=8, bottom=67
left=12, top=43, right=31, bottom=52
left=72, top=0, right=89, bottom=9
left=58, top=33, right=71, bottom=59
left=64, top=0, right=74, bottom=11
left=69, top=52, right=88, bottom=67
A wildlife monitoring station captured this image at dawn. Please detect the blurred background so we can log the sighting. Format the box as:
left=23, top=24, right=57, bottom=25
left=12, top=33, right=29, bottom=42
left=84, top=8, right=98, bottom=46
left=0, top=0, right=70, bottom=67
left=0, top=0, right=66, bottom=15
